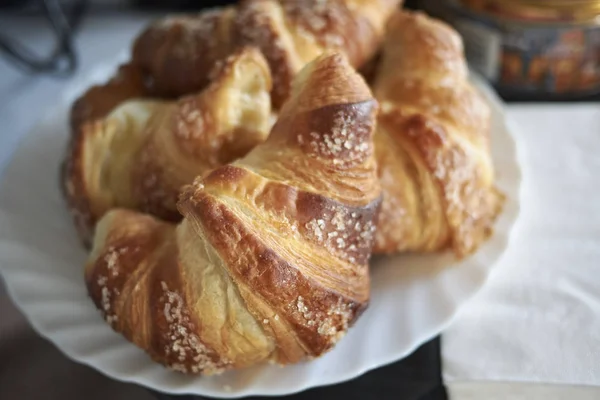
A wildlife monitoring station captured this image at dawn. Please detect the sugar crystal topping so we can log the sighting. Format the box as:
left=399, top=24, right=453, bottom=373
left=282, top=0, right=346, bottom=49
left=103, top=246, right=121, bottom=277
left=294, top=295, right=353, bottom=344
left=176, top=98, right=209, bottom=144
left=300, top=109, right=372, bottom=165
left=304, top=204, right=376, bottom=264
left=159, top=281, right=229, bottom=374
left=236, top=0, right=290, bottom=97
left=94, top=246, right=127, bottom=327
left=400, top=114, right=498, bottom=255
left=96, top=275, right=118, bottom=326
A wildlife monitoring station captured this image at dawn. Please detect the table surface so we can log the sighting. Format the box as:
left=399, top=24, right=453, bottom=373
left=1, top=12, right=599, bottom=400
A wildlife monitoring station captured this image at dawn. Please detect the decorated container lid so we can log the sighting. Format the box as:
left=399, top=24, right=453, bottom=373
left=460, top=0, right=600, bottom=23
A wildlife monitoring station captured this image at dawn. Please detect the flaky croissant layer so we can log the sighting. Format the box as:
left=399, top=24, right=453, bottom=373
left=85, top=53, right=381, bottom=374
left=62, top=47, right=273, bottom=244
left=371, top=11, right=504, bottom=257
left=63, top=0, right=402, bottom=245
left=132, top=0, right=402, bottom=106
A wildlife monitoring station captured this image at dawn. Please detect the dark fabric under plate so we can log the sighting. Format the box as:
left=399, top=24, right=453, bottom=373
left=152, top=337, right=448, bottom=400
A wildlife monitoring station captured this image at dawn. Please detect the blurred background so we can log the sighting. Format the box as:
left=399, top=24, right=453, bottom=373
left=1, top=0, right=599, bottom=101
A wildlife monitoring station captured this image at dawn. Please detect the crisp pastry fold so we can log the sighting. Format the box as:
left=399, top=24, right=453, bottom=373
left=371, top=11, right=504, bottom=257
left=85, top=53, right=382, bottom=374
left=132, top=0, right=402, bottom=106
left=62, top=47, right=273, bottom=243
left=63, top=0, right=401, bottom=243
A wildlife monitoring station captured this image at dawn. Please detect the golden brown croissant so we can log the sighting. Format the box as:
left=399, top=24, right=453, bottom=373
left=132, top=0, right=402, bottom=107
left=63, top=47, right=273, bottom=244
left=85, top=53, right=381, bottom=374
left=371, top=11, right=504, bottom=257
left=70, top=63, right=149, bottom=132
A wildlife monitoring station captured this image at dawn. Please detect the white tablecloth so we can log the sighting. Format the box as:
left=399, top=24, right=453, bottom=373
left=1, top=12, right=599, bottom=399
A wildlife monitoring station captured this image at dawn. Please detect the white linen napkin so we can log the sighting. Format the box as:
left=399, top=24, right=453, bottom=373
left=444, top=105, right=600, bottom=386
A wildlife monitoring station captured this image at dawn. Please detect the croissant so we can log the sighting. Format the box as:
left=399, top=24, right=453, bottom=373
left=371, top=11, right=504, bottom=257
left=85, top=53, right=381, bottom=374
left=62, top=47, right=273, bottom=244
left=70, top=63, right=149, bottom=132
left=132, top=0, right=402, bottom=107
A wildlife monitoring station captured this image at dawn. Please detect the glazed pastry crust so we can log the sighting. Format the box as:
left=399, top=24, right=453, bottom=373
left=372, top=11, right=504, bottom=256
left=132, top=0, right=402, bottom=106
left=85, top=53, right=382, bottom=374
left=62, top=0, right=401, bottom=243
left=62, top=48, right=273, bottom=244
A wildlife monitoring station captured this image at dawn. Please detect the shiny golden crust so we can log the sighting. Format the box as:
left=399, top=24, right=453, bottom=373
left=235, top=0, right=401, bottom=107
left=63, top=48, right=272, bottom=244
left=132, top=7, right=237, bottom=97
left=86, top=210, right=237, bottom=374
left=85, top=53, right=381, bottom=374
left=372, top=11, right=503, bottom=256
left=65, top=0, right=399, bottom=242
left=131, top=0, right=401, bottom=106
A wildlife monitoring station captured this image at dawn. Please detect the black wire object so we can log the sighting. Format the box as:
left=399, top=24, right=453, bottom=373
left=0, top=0, right=86, bottom=76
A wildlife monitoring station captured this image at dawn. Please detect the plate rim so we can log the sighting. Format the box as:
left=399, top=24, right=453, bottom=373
left=0, top=61, right=523, bottom=398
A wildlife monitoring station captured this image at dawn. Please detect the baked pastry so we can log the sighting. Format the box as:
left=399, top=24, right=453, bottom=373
left=70, top=63, right=149, bottom=132
left=371, top=11, right=504, bottom=257
left=132, top=0, right=402, bottom=107
left=84, top=53, right=382, bottom=374
left=62, top=47, right=273, bottom=244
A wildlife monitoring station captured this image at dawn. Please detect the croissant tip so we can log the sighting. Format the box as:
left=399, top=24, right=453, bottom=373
left=281, top=51, right=374, bottom=117
left=389, top=10, right=462, bottom=44
left=314, top=50, right=351, bottom=65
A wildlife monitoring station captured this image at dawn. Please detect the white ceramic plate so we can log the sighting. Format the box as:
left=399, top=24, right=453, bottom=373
left=0, top=58, right=521, bottom=398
